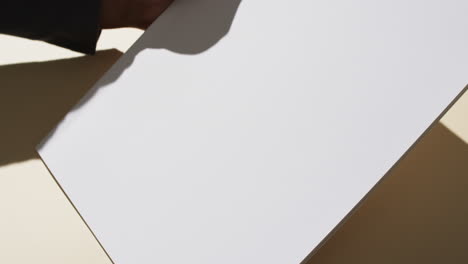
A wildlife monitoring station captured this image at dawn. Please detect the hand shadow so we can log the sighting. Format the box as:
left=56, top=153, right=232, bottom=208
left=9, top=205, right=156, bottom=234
left=2, top=0, right=243, bottom=165
left=138, top=0, right=244, bottom=54
left=73, top=0, right=243, bottom=109
left=0, top=49, right=122, bottom=166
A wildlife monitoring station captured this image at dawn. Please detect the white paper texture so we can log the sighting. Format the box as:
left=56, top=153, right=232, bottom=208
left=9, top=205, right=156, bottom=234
left=39, top=1, right=468, bottom=263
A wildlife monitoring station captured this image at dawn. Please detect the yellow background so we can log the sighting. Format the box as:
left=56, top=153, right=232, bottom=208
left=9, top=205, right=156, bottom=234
left=1, top=30, right=467, bottom=263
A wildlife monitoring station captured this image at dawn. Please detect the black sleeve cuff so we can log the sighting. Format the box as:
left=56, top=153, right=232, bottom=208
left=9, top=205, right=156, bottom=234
left=0, top=0, right=102, bottom=54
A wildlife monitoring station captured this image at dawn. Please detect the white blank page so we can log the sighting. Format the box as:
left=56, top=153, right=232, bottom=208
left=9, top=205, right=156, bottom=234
left=38, top=1, right=468, bottom=263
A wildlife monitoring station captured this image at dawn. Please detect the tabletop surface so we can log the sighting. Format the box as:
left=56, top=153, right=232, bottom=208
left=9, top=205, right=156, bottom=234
left=38, top=1, right=468, bottom=263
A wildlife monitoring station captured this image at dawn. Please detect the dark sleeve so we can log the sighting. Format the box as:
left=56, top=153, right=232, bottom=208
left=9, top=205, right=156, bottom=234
left=0, top=0, right=102, bottom=54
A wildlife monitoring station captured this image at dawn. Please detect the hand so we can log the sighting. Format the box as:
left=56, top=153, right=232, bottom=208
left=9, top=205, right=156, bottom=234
left=100, top=0, right=175, bottom=29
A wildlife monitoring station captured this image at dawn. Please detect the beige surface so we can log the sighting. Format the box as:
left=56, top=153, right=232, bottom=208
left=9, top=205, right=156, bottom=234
left=1, top=30, right=467, bottom=263
left=0, top=30, right=138, bottom=264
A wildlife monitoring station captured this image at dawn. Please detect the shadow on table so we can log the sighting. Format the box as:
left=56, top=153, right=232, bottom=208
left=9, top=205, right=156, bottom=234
left=306, top=123, right=468, bottom=264
left=0, top=48, right=467, bottom=262
left=1, top=0, right=467, bottom=259
left=0, top=49, right=122, bottom=165
left=0, top=0, right=243, bottom=165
